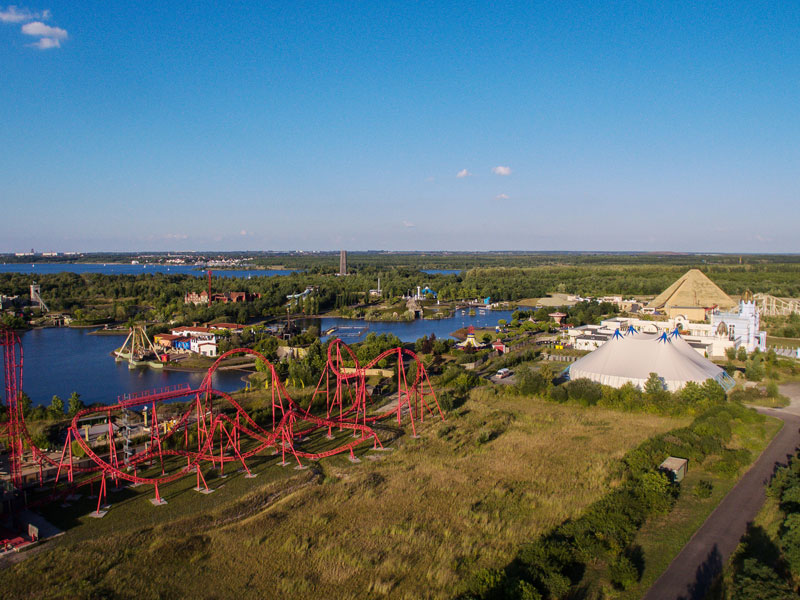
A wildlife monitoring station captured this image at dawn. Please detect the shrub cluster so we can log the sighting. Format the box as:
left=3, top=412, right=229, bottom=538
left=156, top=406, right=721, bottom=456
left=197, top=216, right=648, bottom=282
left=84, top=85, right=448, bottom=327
left=461, top=402, right=762, bottom=599
left=534, top=375, right=728, bottom=418
left=747, top=453, right=800, bottom=589
left=724, top=453, right=800, bottom=600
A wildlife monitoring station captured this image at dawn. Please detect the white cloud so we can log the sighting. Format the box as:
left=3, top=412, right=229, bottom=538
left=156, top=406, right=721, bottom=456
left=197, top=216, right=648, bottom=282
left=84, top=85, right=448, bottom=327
left=20, top=19, right=67, bottom=49
left=456, top=169, right=471, bottom=178
left=495, top=193, right=509, bottom=200
left=28, top=35, right=59, bottom=49
left=402, top=221, right=416, bottom=228
left=21, top=20, right=66, bottom=38
left=0, top=5, right=49, bottom=23
left=492, top=166, right=512, bottom=176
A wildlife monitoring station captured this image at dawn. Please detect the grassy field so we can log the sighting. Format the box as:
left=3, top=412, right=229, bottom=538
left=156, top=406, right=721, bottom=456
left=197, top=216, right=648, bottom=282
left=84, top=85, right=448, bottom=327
left=0, top=389, right=686, bottom=599
left=516, top=293, right=578, bottom=308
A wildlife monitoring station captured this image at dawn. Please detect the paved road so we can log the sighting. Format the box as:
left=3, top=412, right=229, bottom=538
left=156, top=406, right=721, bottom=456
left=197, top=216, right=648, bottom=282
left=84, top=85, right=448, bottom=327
left=643, top=383, right=800, bottom=600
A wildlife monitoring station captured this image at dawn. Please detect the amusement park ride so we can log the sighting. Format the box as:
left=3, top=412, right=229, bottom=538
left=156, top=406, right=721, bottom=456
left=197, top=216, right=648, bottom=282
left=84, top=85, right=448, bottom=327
left=0, top=325, right=443, bottom=518
left=114, top=325, right=163, bottom=368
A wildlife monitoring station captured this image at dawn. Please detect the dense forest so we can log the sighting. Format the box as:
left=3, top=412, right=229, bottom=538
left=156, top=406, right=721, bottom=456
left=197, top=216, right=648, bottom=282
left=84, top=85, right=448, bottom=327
left=2, top=253, right=799, bottom=326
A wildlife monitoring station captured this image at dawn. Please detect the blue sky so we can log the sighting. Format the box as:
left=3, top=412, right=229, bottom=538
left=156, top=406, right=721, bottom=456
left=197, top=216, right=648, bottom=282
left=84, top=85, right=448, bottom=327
left=1, top=2, right=798, bottom=252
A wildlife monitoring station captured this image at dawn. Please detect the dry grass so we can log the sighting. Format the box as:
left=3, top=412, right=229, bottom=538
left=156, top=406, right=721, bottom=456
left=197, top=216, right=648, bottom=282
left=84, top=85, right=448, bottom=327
left=0, top=390, right=685, bottom=599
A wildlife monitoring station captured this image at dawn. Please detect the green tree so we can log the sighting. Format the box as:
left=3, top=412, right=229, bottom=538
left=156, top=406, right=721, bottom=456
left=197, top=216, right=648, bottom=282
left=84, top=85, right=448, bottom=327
left=746, top=354, right=764, bottom=381
left=737, top=346, right=748, bottom=361
left=644, top=373, right=664, bottom=395
left=515, top=365, right=548, bottom=396
left=49, top=395, right=64, bottom=417
left=17, top=391, right=32, bottom=415
left=680, top=381, right=705, bottom=404
left=780, top=513, right=800, bottom=576
left=731, top=557, right=793, bottom=600
left=701, top=379, right=726, bottom=404
left=68, top=391, right=84, bottom=416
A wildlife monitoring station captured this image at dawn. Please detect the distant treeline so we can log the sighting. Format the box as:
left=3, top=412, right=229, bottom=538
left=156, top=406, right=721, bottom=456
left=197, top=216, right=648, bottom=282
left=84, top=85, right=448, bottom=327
left=1, top=255, right=799, bottom=325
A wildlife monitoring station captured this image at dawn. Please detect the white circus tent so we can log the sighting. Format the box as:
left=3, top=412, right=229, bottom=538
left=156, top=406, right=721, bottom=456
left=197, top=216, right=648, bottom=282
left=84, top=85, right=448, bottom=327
left=567, top=329, right=734, bottom=392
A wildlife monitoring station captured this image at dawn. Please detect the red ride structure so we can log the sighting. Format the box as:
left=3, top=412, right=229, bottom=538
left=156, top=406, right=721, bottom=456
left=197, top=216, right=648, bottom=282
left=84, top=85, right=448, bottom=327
left=0, top=326, right=443, bottom=515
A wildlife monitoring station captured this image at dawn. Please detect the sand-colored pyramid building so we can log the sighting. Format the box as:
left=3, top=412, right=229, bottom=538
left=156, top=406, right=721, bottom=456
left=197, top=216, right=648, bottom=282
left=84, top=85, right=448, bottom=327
left=647, top=269, right=736, bottom=320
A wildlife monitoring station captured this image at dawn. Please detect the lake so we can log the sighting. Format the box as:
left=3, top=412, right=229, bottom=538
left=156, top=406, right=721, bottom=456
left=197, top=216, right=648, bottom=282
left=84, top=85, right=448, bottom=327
left=0, top=263, right=297, bottom=278
left=17, top=308, right=512, bottom=407
left=421, top=269, right=461, bottom=275
left=17, top=327, right=246, bottom=408
left=306, top=308, right=514, bottom=343
left=0, top=264, right=461, bottom=278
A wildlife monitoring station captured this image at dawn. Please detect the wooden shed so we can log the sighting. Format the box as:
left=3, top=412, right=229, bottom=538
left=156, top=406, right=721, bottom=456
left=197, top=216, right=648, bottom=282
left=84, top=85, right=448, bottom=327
left=659, top=457, right=689, bottom=483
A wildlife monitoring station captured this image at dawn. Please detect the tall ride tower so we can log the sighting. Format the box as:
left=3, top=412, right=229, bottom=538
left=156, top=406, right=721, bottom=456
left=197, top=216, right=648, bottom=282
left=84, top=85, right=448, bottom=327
left=339, top=250, right=347, bottom=276
left=30, top=282, right=48, bottom=312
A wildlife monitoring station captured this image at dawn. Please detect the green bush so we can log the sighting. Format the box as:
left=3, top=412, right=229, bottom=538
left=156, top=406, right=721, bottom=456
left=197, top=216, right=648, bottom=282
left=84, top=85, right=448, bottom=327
left=71, top=438, right=87, bottom=458
left=548, top=385, right=568, bottom=403
left=609, top=554, right=638, bottom=590
left=565, top=378, right=603, bottom=406
left=438, top=392, right=454, bottom=412
left=693, top=479, right=714, bottom=499
left=780, top=513, right=800, bottom=576
left=711, top=448, right=752, bottom=478
left=766, top=381, right=779, bottom=398
left=514, top=366, right=549, bottom=396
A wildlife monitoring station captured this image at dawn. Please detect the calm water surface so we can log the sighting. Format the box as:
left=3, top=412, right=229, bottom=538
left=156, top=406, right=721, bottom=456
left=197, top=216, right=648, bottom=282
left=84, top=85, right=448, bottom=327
left=17, top=309, right=512, bottom=407
left=18, top=328, right=245, bottom=407
left=308, top=308, right=514, bottom=343
left=421, top=269, right=461, bottom=275
left=1, top=264, right=459, bottom=278
left=0, top=263, right=296, bottom=278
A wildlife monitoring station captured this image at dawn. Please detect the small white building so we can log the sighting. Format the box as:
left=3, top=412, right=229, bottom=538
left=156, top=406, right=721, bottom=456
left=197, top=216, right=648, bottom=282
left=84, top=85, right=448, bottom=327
left=190, top=335, right=217, bottom=357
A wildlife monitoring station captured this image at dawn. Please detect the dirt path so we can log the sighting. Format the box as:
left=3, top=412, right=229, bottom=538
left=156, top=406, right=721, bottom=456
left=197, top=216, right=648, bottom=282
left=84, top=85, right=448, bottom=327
left=643, top=383, right=800, bottom=600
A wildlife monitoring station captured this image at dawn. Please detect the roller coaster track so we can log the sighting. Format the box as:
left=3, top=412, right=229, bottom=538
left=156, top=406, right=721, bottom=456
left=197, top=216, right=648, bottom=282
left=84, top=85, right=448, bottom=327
left=0, top=327, right=442, bottom=515
left=753, top=293, right=800, bottom=317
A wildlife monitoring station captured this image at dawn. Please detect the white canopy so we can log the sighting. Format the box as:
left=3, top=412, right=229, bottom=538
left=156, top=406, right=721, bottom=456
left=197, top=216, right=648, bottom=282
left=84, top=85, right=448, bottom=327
left=568, top=330, right=729, bottom=392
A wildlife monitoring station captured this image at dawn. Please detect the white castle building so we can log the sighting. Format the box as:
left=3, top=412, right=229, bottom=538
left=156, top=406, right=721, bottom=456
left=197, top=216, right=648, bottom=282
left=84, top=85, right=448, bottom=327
left=567, top=301, right=766, bottom=358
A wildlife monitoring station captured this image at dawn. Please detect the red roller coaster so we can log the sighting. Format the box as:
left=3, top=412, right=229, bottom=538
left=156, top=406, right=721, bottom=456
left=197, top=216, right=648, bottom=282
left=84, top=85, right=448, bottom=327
left=0, top=327, right=443, bottom=515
